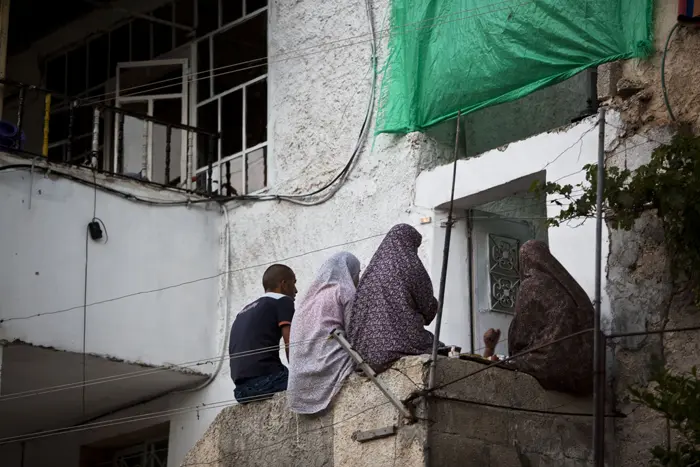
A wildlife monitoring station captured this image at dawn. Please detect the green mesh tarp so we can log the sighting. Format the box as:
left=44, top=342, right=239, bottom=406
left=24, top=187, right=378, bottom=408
left=375, top=0, right=654, bottom=134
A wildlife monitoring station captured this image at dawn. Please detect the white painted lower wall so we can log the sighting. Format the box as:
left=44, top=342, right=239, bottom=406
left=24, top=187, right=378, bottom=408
left=0, top=160, right=223, bottom=370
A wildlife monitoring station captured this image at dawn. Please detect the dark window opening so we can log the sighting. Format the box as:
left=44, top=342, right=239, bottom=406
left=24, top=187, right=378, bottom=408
left=197, top=0, right=219, bottom=37
left=153, top=4, right=174, bottom=57
left=88, top=35, right=109, bottom=89
left=131, top=19, right=151, bottom=61
left=46, top=56, right=67, bottom=96
left=247, top=0, right=268, bottom=14
left=212, top=12, right=267, bottom=95
left=175, top=0, right=196, bottom=46
left=221, top=90, right=243, bottom=157
left=66, top=45, right=87, bottom=96
left=222, top=0, right=244, bottom=25
left=197, top=39, right=211, bottom=101
left=109, top=24, right=131, bottom=78
left=246, top=78, right=266, bottom=149
left=197, top=101, right=218, bottom=168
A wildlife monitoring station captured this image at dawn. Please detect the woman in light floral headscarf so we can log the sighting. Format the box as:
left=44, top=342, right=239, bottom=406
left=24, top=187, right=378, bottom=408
left=347, top=224, right=438, bottom=373
left=287, top=252, right=361, bottom=414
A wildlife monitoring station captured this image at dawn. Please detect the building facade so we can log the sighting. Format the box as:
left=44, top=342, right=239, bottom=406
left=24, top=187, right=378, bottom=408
left=0, top=0, right=694, bottom=466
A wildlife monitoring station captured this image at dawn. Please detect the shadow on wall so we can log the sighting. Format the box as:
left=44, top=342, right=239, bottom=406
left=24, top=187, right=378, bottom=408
left=423, top=71, right=593, bottom=170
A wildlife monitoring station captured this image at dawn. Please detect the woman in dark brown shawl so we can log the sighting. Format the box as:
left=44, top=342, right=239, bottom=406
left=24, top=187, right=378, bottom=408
left=507, top=240, right=594, bottom=395
left=346, top=224, right=438, bottom=373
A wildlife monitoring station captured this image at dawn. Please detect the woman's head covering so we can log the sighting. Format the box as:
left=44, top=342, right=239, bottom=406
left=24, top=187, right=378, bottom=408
left=519, top=240, right=592, bottom=308
left=367, top=224, right=423, bottom=267
left=346, top=224, right=439, bottom=373
left=287, top=252, right=360, bottom=414
left=302, top=252, right=361, bottom=307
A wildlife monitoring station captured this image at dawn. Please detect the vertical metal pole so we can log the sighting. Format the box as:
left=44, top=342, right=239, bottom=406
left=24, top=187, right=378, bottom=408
left=165, top=125, right=172, bottom=184
left=141, top=119, right=149, bottom=177
left=16, top=86, right=25, bottom=147
left=91, top=107, right=100, bottom=168
left=42, top=93, right=51, bottom=157
left=0, top=0, right=11, bottom=120
left=593, top=107, right=606, bottom=467
left=331, top=330, right=414, bottom=420
left=428, top=111, right=462, bottom=390
left=67, top=101, right=76, bottom=163
left=186, top=130, right=193, bottom=189
left=225, top=159, right=232, bottom=196
left=207, top=134, right=215, bottom=195
left=117, top=112, right=125, bottom=173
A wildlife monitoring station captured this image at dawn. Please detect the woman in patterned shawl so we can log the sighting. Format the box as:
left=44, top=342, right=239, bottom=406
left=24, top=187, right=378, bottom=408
left=507, top=240, right=594, bottom=395
left=346, top=223, right=438, bottom=374
left=287, top=252, right=361, bottom=414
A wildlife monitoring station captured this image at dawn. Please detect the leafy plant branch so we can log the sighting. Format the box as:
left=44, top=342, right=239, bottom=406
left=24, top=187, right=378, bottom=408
left=531, top=132, right=700, bottom=300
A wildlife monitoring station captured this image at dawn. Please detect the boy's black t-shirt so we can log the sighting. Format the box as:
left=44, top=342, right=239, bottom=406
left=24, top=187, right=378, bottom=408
left=229, top=293, right=295, bottom=382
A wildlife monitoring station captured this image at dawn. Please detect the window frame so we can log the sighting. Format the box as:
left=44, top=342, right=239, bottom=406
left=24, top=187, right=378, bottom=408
left=192, top=4, right=269, bottom=196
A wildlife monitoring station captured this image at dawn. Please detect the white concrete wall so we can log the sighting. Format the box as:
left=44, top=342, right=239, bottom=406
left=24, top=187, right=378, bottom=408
left=0, top=161, right=223, bottom=370
left=416, top=114, right=614, bottom=352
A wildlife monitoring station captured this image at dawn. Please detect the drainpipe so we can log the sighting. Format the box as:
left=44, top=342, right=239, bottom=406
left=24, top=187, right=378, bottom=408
left=0, top=0, right=10, bottom=120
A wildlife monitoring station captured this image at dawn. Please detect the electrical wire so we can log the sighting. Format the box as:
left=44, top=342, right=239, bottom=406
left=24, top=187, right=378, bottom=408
left=3, top=323, right=695, bottom=446
left=408, top=328, right=595, bottom=402
left=7, top=1, right=539, bottom=206
left=78, top=0, right=531, bottom=106
left=0, top=361, right=424, bottom=446
left=430, top=395, right=625, bottom=419
left=0, top=189, right=592, bottom=326
left=176, top=205, right=232, bottom=393
left=0, top=336, right=326, bottom=402
left=254, top=0, right=379, bottom=205
left=661, top=22, right=680, bottom=122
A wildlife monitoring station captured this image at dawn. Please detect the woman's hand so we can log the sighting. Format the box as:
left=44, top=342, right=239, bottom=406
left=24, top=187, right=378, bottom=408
left=482, top=328, right=501, bottom=358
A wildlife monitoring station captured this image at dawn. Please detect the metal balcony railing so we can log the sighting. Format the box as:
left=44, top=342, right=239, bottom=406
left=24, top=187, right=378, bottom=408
left=0, top=79, right=228, bottom=197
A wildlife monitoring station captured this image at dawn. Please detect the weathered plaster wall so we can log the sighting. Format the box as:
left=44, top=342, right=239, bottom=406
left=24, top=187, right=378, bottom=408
left=182, top=356, right=597, bottom=467
left=601, top=1, right=700, bottom=134
left=598, top=2, right=700, bottom=465
left=182, top=357, right=427, bottom=467
left=430, top=358, right=596, bottom=467
left=425, top=71, right=592, bottom=167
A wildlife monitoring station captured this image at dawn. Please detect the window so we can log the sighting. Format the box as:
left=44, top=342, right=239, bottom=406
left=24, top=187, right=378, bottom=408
left=469, top=188, right=548, bottom=356
left=42, top=0, right=196, bottom=165
left=80, top=425, right=169, bottom=467
left=194, top=3, right=268, bottom=195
